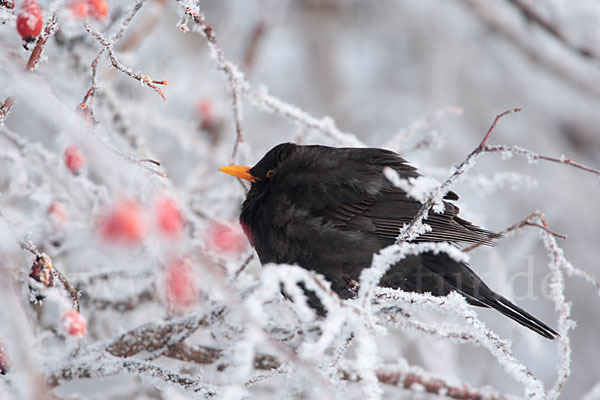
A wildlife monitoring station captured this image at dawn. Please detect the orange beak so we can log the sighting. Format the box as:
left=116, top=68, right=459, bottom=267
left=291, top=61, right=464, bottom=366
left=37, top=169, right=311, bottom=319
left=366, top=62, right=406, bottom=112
left=218, top=165, right=257, bottom=183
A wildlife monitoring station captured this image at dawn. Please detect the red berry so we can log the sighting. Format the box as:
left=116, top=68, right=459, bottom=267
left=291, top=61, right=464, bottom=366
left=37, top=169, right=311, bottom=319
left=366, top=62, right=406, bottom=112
left=67, top=0, right=88, bottom=19
left=165, top=259, right=197, bottom=310
left=197, top=99, right=214, bottom=119
left=64, top=145, right=85, bottom=173
left=98, top=199, right=145, bottom=244
left=88, top=0, right=108, bottom=20
left=48, top=201, right=67, bottom=226
left=207, top=222, right=247, bottom=255
left=155, top=196, right=184, bottom=238
left=61, top=309, right=86, bottom=337
left=196, top=99, right=215, bottom=128
left=16, top=0, right=43, bottom=41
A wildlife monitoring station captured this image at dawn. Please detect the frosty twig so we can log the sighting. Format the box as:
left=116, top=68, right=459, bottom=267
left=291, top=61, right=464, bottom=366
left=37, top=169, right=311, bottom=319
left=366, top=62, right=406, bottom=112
left=85, top=19, right=167, bottom=102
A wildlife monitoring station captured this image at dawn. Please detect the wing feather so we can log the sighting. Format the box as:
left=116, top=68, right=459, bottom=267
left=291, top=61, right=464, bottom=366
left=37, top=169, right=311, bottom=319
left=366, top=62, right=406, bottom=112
left=315, top=150, right=498, bottom=246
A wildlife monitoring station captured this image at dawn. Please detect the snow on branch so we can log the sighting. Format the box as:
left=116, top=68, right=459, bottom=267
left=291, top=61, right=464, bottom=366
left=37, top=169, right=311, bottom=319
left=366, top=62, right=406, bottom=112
left=375, top=290, right=545, bottom=398
left=393, top=108, right=599, bottom=245
left=394, top=108, right=522, bottom=242
left=0, top=208, right=80, bottom=311
left=358, top=241, right=469, bottom=307
left=483, top=144, right=600, bottom=177
left=1, top=1, right=598, bottom=399
left=85, top=18, right=168, bottom=102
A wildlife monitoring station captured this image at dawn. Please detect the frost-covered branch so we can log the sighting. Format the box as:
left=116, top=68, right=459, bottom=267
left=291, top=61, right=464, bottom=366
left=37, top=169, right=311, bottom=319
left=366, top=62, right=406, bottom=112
left=81, top=0, right=149, bottom=118
left=0, top=96, right=15, bottom=123
left=176, top=1, right=364, bottom=150
left=395, top=108, right=521, bottom=242
left=375, top=290, right=545, bottom=398
left=0, top=208, right=80, bottom=311
left=1, top=2, right=597, bottom=398
left=483, top=144, right=600, bottom=177
left=85, top=21, right=168, bottom=102
left=25, top=10, right=58, bottom=71
left=463, top=211, right=566, bottom=253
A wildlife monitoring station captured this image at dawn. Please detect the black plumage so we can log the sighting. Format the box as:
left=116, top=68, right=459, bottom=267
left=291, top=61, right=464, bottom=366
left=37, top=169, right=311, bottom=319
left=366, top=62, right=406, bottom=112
left=219, top=143, right=558, bottom=339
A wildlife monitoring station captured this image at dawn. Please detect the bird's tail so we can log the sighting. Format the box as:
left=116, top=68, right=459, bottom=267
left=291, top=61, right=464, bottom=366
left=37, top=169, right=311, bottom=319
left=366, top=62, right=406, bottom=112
left=464, top=290, right=559, bottom=340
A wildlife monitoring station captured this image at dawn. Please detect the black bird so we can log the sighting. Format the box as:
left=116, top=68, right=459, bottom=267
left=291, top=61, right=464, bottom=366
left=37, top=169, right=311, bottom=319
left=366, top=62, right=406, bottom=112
left=219, top=143, right=558, bottom=339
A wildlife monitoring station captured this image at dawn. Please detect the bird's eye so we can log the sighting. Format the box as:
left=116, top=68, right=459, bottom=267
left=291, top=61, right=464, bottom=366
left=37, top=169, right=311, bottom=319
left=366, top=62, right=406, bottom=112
left=266, top=169, right=274, bottom=178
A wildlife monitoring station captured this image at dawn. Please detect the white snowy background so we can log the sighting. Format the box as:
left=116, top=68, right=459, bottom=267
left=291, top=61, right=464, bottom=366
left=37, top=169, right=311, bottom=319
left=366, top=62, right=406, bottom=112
left=0, top=0, right=599, bottom=399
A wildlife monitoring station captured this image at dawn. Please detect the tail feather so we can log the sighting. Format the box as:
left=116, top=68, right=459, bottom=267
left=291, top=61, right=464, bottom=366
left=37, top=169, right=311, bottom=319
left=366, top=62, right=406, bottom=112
left=494, top=296, right=559, bottom=340
left=463, top=290, right=559, bottom=340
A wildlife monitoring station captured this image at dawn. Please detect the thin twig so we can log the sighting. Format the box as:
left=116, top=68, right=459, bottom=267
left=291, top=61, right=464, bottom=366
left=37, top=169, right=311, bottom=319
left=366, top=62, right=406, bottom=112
left=396, top=108, right=521, bottom=243
left=85, top=23, right=168, bottom=102
left=0, top=96, right=15, bottom=123
left=373, top=367, right=509, bottom=400
left=177, top=1, right=365, bottom=156
left=53, top=267, right=81, bottom=312
left=25, top=12, right=58, bottom=71
left=81, top=0, right=149, bottom=116
left=483, top=144, right=600, bottom=177
left=180, top=7, right=245, bottom=163
left=463, top=210, right=566, bottom=253
left=233, top=253, right=255, bottom=279
left=0, top=208, right=81, bottom=311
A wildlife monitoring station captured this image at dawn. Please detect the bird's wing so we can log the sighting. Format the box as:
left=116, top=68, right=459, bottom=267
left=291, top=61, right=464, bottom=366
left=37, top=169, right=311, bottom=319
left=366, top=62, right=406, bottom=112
left=316, top=158, right=497, bottom=246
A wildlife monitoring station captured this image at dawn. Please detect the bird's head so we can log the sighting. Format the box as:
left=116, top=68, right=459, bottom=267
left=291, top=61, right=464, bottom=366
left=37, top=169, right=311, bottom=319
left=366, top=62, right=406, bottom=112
left=218, top=143, right=301, bottom=250
left=218, top=142, right=298, bottom=185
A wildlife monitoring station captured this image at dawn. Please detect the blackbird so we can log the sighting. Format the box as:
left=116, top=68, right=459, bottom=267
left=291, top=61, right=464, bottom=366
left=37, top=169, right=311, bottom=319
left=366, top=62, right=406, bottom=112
left=219, top=143, right=558, bottom=339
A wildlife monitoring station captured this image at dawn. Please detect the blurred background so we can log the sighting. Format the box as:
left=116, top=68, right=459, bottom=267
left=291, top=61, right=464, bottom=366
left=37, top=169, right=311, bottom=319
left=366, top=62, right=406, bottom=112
left=1, top=0, right=599, bottom=398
